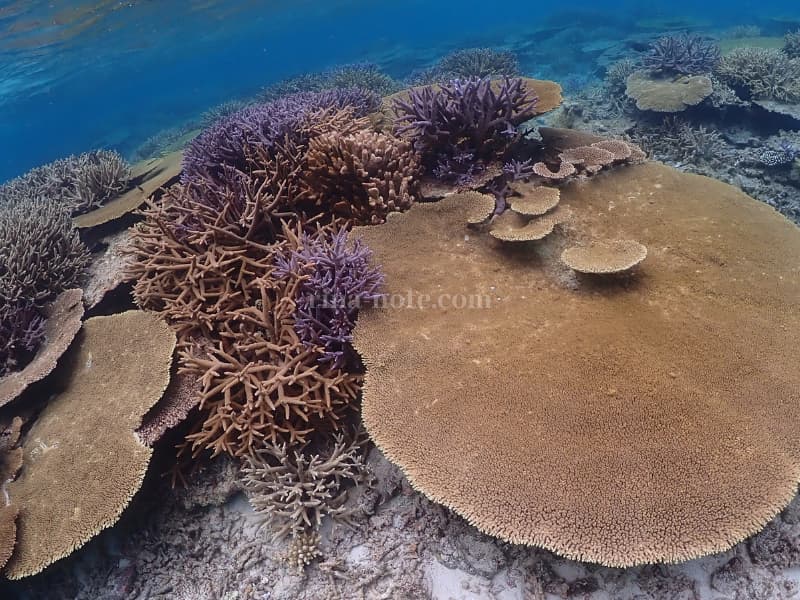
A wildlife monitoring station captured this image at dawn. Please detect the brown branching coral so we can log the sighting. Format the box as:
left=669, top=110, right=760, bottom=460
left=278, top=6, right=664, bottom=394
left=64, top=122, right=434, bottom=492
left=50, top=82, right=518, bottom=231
left=181, top=277, right=361, bottom=456
left=241, top=430, right=370, bottom=540
left=304, top=129, right=421, bottom=224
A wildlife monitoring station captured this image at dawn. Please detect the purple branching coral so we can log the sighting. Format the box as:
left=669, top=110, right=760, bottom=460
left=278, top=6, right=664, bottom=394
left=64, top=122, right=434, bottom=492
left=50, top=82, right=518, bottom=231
left=274, top=228, right=384, bottom=369
left=183, top=88, right=379, bottom=185
left=393, top=77, right=539, bottom=171
left=643, top=34, right=720, bottom=75
left=0, top=300, right=46, bottom=377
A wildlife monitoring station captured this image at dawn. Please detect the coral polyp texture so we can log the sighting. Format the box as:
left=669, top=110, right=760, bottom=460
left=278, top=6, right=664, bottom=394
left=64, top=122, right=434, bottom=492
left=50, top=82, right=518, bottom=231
left=351, top=162, right=800, bottom=567
left=4, top=311, right=175, bottom=579
left=643, top=34, right=720, bottom=75
left=561, top=239, right=648, bottom=274
left=0, top=150, right=130, bottom=216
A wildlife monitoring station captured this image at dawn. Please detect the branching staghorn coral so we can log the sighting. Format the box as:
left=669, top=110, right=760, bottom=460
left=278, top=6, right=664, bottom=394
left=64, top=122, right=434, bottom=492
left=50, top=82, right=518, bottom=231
left=0, top=150, right=130, bottom=216
left=273, top=228, right=385, bottom=369
left=409, top=48, right=520, bottom=85
left=716, top=48, right=800, bottom=102
left=604, top=58, right=639, bottom=95
left=303, top=129, right=421, bottom=224
left=0, top=199, right=90, bottom=305
left=393, top=77, right=539, bottom=171
left=643, top=33, right=720, bottom=75
left=241, top=430, right=370, bottom=540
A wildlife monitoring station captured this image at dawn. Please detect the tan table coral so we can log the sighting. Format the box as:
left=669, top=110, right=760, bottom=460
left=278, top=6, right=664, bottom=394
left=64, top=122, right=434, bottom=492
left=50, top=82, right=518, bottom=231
left=4, top=311, right=175, bottom=578
left=561, top=240, right=647, bottom=274
left=352, top=162, right=800, bottom=567
left=625, top=71, right=713, bottom=112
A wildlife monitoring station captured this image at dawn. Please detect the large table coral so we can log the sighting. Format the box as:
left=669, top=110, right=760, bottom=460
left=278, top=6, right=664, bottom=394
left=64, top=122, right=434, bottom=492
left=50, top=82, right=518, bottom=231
left=351, top=162, right=800, bottom=567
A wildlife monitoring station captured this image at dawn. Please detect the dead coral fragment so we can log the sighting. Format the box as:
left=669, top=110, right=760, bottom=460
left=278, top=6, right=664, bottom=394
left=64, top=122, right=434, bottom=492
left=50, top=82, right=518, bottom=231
left=4, top=311, right=175, bottom=579
left=561, top=240, right=648, bottom=274
left=625, top=71, right=713, bottom=112
left=241, top=431, right=369, bottom=540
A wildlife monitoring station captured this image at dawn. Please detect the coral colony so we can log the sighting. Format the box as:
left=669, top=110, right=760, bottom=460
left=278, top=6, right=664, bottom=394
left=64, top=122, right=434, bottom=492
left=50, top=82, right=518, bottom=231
left=2, top=32, right=800, bottom=598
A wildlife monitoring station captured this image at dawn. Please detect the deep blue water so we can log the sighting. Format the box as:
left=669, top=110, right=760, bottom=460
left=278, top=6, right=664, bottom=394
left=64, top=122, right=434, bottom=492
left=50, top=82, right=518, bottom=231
left=1, top=0, right=798, bottom=182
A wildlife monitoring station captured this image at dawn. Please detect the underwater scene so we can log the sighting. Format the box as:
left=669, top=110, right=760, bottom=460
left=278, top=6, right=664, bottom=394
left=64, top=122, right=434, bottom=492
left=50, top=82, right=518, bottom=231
left=2, top=0, right=800, bottom=598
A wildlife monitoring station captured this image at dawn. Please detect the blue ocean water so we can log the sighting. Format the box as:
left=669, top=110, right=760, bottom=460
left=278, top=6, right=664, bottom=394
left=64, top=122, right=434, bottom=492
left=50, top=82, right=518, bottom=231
left=1, top=0, right=798, bottom=182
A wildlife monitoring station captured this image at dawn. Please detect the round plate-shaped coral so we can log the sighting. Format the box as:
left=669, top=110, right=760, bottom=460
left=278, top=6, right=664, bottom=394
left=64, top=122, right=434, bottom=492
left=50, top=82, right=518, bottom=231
left=352, top=162, right=800, bottom=567
left=561, top=240, right=647, bottom=274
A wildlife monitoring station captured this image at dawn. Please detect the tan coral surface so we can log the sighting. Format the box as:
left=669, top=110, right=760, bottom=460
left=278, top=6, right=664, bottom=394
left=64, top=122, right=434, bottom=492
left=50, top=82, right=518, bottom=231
left=561, top=239, right=647, bottom=274
left=352, top=162, right=800, bottom=567
left=625, top=71, right=713, bottom=112
left=4, top=311, right=175, bottom=579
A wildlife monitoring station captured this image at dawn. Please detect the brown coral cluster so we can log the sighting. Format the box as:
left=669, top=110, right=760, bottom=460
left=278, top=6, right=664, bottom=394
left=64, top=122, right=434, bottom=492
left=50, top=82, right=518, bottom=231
left=304, top=129, right=421, bottom=224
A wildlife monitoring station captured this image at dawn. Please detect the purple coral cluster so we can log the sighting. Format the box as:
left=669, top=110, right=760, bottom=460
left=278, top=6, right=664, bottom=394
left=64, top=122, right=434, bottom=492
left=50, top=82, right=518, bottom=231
left=393, top=77, right=539, bottom=169
left=274, top=229, right=384, bottom=369
left=183, top=88, right=379, bottom=184
left=0, top=300, right=45, bottom=377
left=643, top=34, right=720, bottom=75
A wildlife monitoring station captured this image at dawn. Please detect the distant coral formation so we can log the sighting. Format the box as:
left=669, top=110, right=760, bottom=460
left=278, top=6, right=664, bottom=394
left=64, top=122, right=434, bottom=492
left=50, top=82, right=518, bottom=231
left=0, top=150, right=130, bottom=216
left=409, top=47, right=520, bottom=85
left=717, top=48, right=800, bottom=102
left=261, top=63, right=401, bottom=102
left=784, top=29, right=800, bottom=59
left=643, top=34, right=720, bottom=75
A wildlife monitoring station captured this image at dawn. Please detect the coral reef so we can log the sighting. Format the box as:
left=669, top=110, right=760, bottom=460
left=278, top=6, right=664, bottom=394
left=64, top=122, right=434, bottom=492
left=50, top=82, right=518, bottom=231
left=241, top=430, right=370, bottom=540
left=716, top=48, right=800, bottom=102
left=409, top=48, right=520, bottom=85
left=0, top=151, right=130, bottom=216
left=351, top=163, right=800, bottom=567
left=273, top=228, right=385, bottom=369
left=4, top=311, right=175, bottom=579
left=604, top=58, right=638, bottom=95
left=643, top=33, right=720, bottom=75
